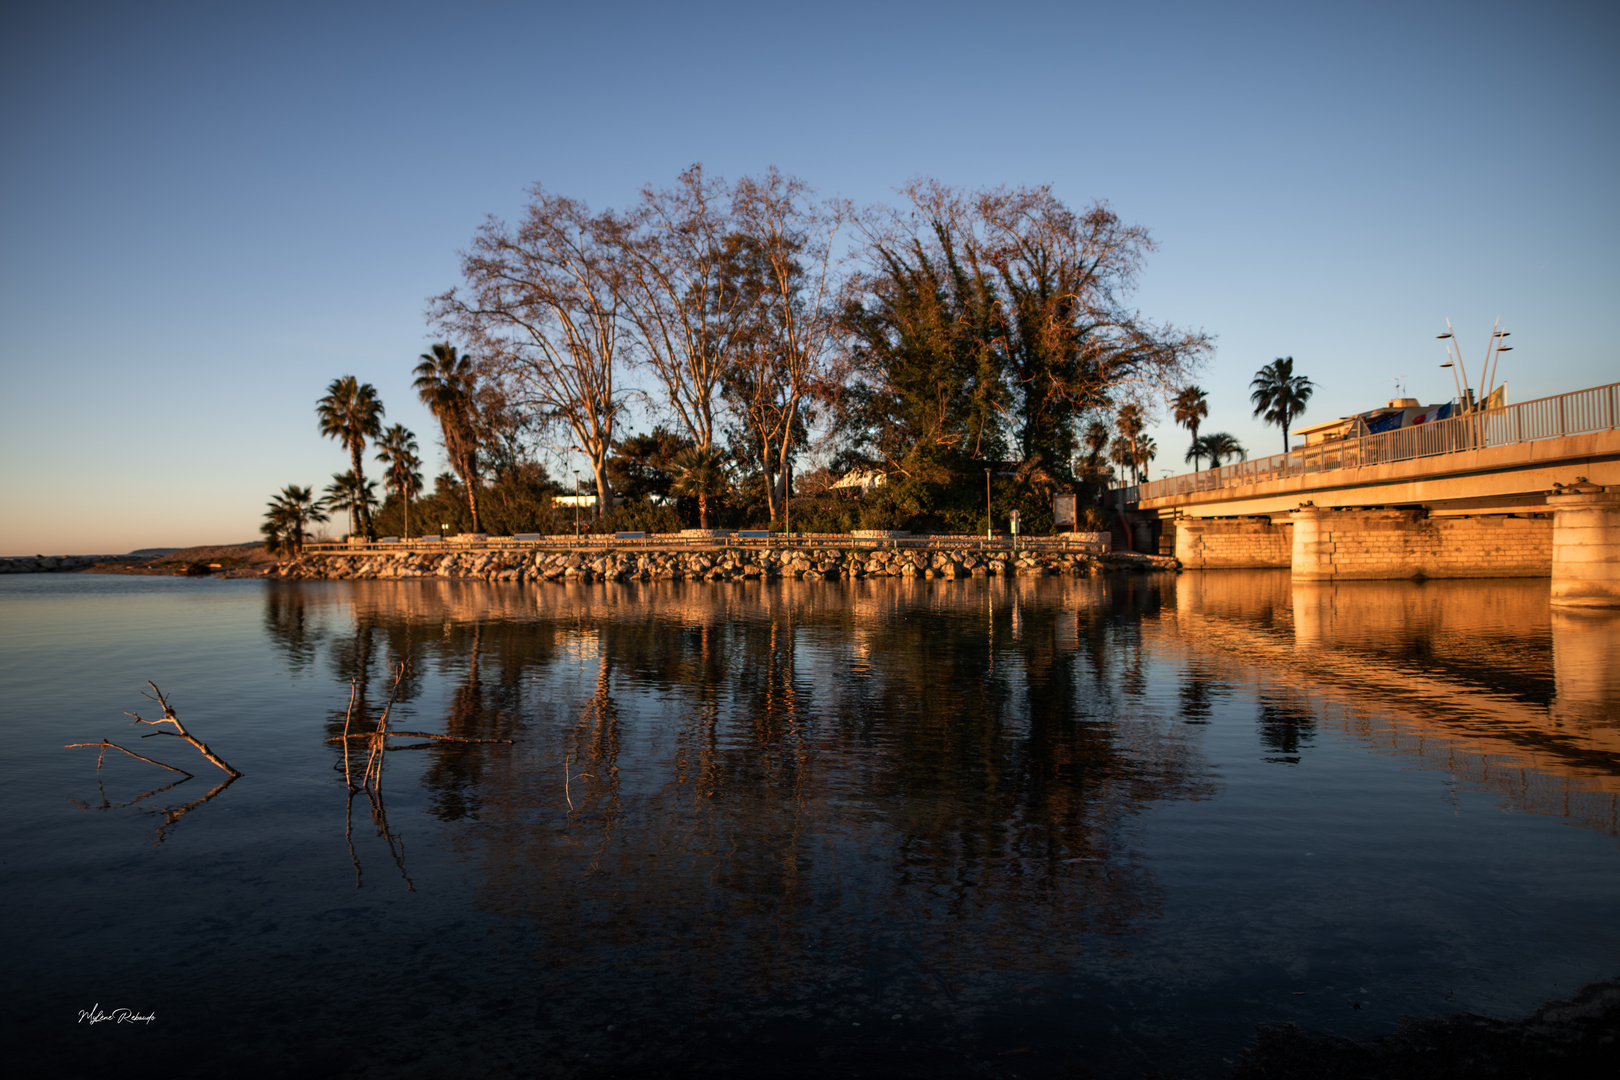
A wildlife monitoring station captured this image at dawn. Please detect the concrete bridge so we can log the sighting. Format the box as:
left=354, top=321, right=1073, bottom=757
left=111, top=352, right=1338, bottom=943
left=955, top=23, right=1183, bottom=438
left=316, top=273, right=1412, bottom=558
left=1117, top=381, right=1620, bottom=606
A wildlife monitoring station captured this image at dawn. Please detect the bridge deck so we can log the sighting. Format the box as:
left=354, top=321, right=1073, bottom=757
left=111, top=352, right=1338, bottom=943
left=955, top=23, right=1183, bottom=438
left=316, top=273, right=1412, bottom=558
left=1130, top=382, right=1619, bottom=517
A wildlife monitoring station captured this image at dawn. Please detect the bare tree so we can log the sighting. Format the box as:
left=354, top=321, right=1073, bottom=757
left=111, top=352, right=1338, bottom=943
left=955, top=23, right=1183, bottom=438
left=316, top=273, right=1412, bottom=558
left=432, top=187, right=628, bottom=515
left=725, top=168, right=848, bottom=524
left=612, top=165, right=756, bottom=453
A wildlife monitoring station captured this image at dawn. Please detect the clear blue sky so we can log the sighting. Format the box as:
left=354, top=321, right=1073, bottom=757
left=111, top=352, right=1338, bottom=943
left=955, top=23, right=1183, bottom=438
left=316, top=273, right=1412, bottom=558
left=3, top=0, right=1615, bottom=554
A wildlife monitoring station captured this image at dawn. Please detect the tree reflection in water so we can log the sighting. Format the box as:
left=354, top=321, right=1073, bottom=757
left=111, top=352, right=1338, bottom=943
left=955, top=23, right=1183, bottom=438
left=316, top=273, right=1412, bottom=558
left=267, top=577, right=1214, bottom=1021
left=241, top=572, right=1620, bottom=1073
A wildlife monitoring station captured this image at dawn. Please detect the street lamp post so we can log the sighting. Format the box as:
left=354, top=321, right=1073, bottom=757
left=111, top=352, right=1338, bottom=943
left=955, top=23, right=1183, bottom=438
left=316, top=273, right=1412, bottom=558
left=984, top=468, right=992, bottom=540
left=572, top=470, right=580, bottom=536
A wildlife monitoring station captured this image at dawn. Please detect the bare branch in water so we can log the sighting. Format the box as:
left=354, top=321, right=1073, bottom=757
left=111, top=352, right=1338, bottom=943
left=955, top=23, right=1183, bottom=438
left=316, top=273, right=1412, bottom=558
left=125, top=682, right=242, bottom=778
left=341, top=678, right=358, bottom=790
left=65, top=740, right=194, bottom=778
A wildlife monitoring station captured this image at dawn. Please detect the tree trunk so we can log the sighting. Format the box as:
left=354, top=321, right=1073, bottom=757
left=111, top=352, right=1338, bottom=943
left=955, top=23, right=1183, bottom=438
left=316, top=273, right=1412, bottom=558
left=592, top=460, right=614, bottom=521
left=349, top=445, right=373, bottom=537
left=461, top=454, right=482, bottom=533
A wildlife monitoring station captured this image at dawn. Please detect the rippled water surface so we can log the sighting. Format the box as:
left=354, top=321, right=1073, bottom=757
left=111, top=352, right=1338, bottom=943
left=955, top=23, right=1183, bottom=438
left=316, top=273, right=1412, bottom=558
left=3, top=571, right=1617, bottom=1078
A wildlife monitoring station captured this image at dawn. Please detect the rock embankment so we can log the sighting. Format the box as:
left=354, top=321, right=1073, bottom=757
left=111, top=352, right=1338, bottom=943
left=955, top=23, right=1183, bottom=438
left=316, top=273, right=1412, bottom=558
left=272, top=546, right=1177, bottom=583
left=0, top=554, right=101, bottom=574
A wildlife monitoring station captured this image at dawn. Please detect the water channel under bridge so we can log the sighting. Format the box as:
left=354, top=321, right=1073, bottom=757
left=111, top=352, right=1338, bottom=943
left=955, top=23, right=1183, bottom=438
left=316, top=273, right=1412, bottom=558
left=1116, top=382, right=1620, bottom=605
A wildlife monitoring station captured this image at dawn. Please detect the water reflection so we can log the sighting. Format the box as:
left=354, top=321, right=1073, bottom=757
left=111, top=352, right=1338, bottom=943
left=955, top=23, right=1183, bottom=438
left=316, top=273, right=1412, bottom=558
left=264, top=578, right=1214, bottom=1014
left=1167, top=571, right=1620, bottom=835
left=243, top=573, right=1620, bottom=1072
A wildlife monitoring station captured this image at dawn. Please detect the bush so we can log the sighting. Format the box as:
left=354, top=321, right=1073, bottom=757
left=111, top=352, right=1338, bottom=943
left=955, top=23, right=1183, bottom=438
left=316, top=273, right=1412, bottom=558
left=593, top=500, right=686, bottom=535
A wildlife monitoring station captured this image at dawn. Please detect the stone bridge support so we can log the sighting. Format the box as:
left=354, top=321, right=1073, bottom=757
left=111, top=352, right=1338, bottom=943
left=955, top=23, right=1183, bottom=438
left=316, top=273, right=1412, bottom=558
left=1288, top=506, right=1552, bottom=582
left=1547, top=486, right=1620, bottom=607
left=1174, top=517, right=1293, bottom=569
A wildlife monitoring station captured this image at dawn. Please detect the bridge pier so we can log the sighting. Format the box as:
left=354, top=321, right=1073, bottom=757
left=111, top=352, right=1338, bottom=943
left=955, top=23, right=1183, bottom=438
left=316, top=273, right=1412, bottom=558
left=1288, top=505, right=1551, bottom=581
left=1548, top=485, right=1620, bottom=607
left=1174, top=516, right=1292, bottom=569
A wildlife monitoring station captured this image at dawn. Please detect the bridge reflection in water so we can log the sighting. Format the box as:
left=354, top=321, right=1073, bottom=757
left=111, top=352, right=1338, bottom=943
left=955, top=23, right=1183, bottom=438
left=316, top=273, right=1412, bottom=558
left=1168, top=572, right=1619, bottom=835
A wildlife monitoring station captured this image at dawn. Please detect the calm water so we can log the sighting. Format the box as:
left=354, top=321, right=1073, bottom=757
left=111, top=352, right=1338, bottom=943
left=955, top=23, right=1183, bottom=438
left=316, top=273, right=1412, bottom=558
left=2, top=571, right=1617, bottom=1078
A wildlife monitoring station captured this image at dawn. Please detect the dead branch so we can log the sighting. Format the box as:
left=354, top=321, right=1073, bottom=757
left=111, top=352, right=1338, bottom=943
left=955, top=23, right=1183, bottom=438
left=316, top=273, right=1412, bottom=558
left=341, top=678, right=358, bottom=790
left=125, top=682, right=242, bottom=778
left=65, top=740, right=194, bottom=778
left=353, top=662, right=408, bottom=792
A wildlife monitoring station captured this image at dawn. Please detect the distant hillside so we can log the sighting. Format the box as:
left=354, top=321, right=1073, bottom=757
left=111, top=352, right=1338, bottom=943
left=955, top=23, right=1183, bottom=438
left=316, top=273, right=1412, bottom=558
left=127, top=548, right=183, bottom=556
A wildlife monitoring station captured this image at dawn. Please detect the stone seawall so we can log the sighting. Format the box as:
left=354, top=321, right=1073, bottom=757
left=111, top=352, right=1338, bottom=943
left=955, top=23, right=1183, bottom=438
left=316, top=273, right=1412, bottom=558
left=275, top=545, right=1177, bottom=583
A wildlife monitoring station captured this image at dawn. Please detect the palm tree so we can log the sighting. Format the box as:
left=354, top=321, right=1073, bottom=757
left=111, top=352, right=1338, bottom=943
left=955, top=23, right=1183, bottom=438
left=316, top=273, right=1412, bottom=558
left=414, top=343, right=483, bottom=534
left=375, top=424, right=423, bottom=540
left=1190, top=432, right=1246, bottom=468
left=1109, top=436, right=1136, bottom=484
left=1173, top=386, right=1210, bottom=470
left=1250, top=357, right=1314, bottom=453
left=1077, top=419, right=1112, bottom=483
left=261, top=485, right=327, bottom=556
left=668, top=446, right=728, bottom=529
left=322, top=471, right=379, bottom=537
left=316, top=376, right=385, bottom=537
left=1133, top=435, right=1158, bottom=482
left=1114, top=404, right=1147, bottom=483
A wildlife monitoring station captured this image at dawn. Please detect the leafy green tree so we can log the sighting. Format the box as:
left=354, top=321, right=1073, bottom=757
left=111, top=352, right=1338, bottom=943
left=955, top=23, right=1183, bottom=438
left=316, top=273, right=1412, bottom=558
left=261, top=484, right=327, bottom=556
left=838, top=180, right=1209, bottom=518
left=1173, top=385, right=1209, bottom=470
left=413, top=343, right=484, bottom=534
left=316, top=376, right=385, bottom=537
left=375, top=424, right=423, bottom=539
left=668, top=445, right=729, bottom=529
left=840, top=216, right=1007, bottom=483
left=607, top=425, right=693, bottom=501
left=1250, top=357, right=1314, bottom=453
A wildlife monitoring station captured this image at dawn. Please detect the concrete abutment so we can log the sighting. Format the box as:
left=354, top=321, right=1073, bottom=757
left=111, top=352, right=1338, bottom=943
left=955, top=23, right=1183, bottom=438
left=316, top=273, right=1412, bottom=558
left=1172, top=493, right=1619, bottom=602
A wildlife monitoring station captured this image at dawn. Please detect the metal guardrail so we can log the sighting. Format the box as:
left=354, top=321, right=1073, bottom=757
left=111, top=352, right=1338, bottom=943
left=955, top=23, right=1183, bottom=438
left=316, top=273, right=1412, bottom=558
left=1132, top=381, right=1619, bottom=503
left=304, top=532, right=1114, bottom=557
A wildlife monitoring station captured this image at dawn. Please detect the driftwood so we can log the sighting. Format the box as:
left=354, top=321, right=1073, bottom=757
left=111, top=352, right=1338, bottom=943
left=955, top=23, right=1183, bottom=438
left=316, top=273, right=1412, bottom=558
left=338, top=666, right=416, bottom=891
left=125, top=682, right=242, bottom=778
left=330, top=664, right=514, bottom=779
left=65, top=740, right=194, bottom=777
left=65, top=683, right=240, bottom=843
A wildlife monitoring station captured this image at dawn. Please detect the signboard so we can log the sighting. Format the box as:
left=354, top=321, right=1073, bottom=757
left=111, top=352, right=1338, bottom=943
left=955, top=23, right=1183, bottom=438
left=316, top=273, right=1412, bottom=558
left=1053, top=494, right=1077, bottom=528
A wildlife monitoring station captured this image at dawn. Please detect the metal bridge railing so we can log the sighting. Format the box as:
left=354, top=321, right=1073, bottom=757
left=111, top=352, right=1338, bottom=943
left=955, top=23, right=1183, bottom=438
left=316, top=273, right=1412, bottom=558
left=1132, top=381, right=1619, bottom=503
